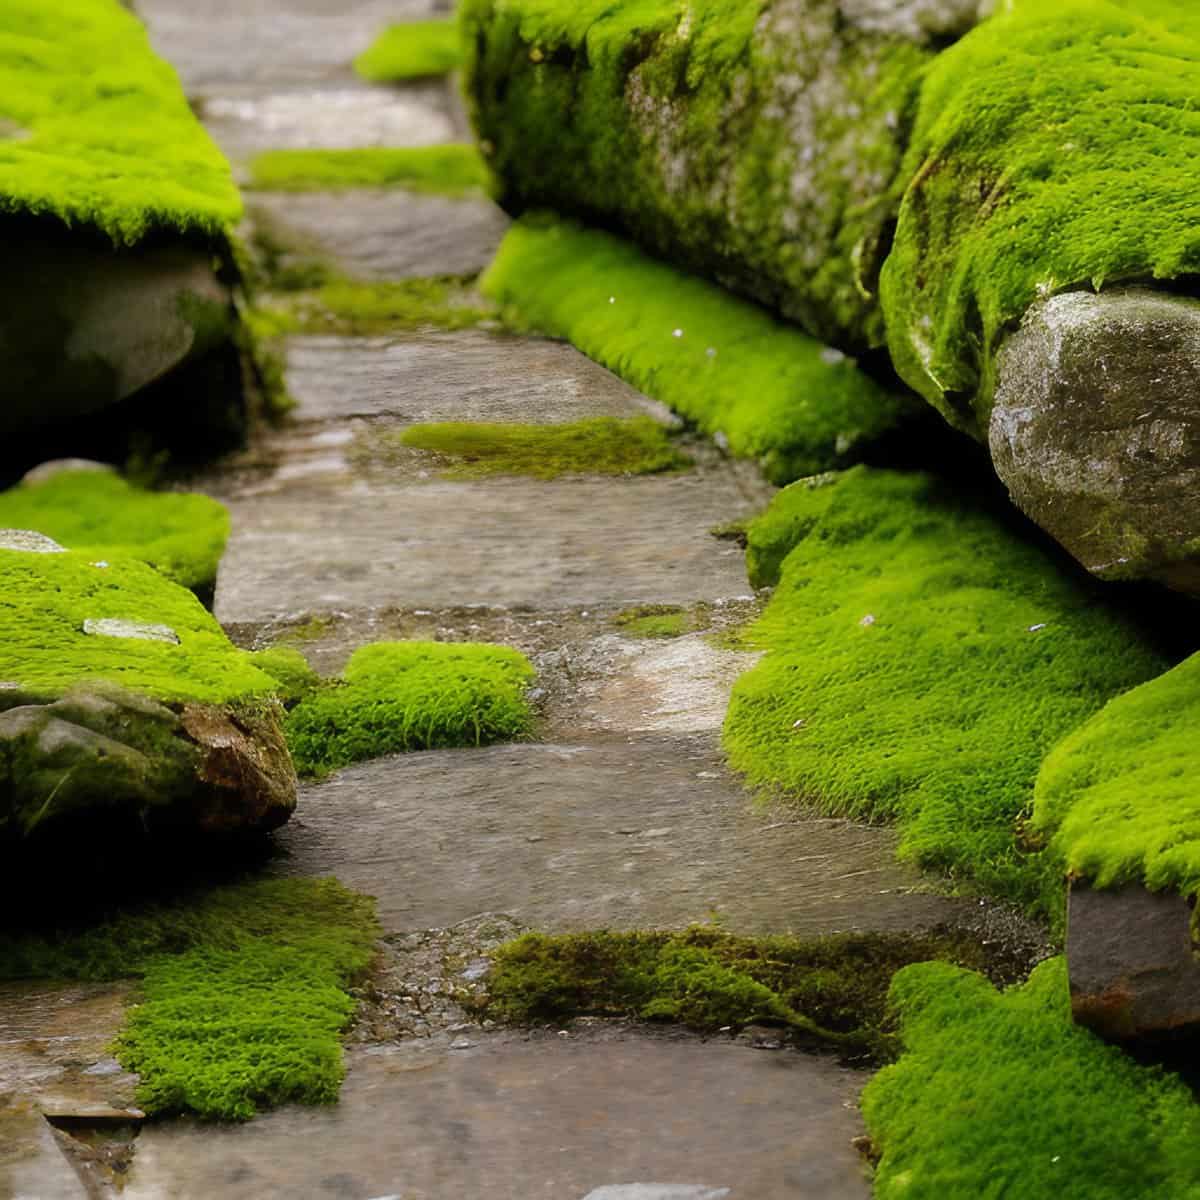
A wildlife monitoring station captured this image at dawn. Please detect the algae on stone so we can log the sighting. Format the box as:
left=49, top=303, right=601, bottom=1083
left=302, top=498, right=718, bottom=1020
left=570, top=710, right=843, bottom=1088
left=0, top=469, right=230, bottom=592
left=0, top=877, right=379, bottom=1121
left=0, top=0, right=240, bottom=243
left=863, top=957, right=1200, bottom=1200
left=1034, top=652, right=1200, bottom=898
left=249, top=145, right=490, bottom=197
left=483, top=220, right=919, bottom=483
left=285, top=641, right=535, bottom=775
left=355, top=19, right=463, bottom=82
left=724, top=467, right=1170, bottom=912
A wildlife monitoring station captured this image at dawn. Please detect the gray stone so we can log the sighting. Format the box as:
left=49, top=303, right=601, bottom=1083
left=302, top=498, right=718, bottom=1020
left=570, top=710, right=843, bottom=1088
left=20, top=459, right=114, bottom=486
left=1067, top=880, right=1200, bottom=1039
left=837, top=0, right=987, bottom=38
left=583, top=1187, right=730, bottom=1200
left=0, top=1102, right=88, bottom=1200
left=0, top=234, right=233, bottom=437
left=82, top=619, right=181, bottom=644
left=0, top=530, right=66, bottom=554
left=990, top=288, right=1200, bottom=594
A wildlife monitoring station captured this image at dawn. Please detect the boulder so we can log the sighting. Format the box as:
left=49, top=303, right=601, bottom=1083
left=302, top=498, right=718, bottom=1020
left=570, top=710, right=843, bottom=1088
left=990, top=289, right=1200, bottom=593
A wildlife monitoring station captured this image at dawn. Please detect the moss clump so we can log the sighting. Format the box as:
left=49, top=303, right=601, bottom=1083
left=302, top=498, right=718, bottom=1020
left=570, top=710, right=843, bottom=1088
left=397, top=416, right=690, bottom=479
left=0, top=549, right=277, bottom=706
left=612, top=605, right=692, bottom=639
left=285, top=641, right=535, bottom=775
left=883, top=0, right=1200, bottom=431
left=249, top=145, right=490, bottom=197
left=1033, top=652, right=1200, bottom=896
left=863, top=958, right=1200, bottom=1199
left=482, top=220, right=918, bottom=484
left=0, top=0, right=240, bottom=243
left=248, top=645, right=322, bottom=706
left=0, top=470, right=229, bottom=592
left=481, top=927, right=992, bottom=1057
left=354, top=19, right=463, bottom=82
left=724, top=467, right=1170, bottom=912
left=0, top=877, right=379, bottom=1121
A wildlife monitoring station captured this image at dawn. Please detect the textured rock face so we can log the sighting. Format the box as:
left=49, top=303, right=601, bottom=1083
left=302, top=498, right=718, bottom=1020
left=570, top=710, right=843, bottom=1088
left=1067, top=881, right=1200, bottom=1040
left=0, top=229, right=234, bottom=437
left=0, top=683, right=296, bottom=843
left=990, top=289, right=1200, bottom=593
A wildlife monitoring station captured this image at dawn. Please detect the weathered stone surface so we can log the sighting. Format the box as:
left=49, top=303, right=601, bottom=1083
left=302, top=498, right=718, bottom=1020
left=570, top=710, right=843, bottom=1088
left=990, top=289, right=1200, bottom=594
left=20, top=459, right=113, bottom=486
left=839, top=0, right=988, bottom=38
left=0, top=232, right=233, bottom=437
left=1067, top=881, right=1200, bottom=1039
left=0, top=683, right=295, bottom=843
left=0, top=530, right=65, bottom=554
left=82, top=619, right=181, bottom=645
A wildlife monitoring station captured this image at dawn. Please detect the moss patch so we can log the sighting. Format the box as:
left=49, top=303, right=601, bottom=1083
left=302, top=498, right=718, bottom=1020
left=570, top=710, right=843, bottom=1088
left=0, top=0, right=240, bottom=243
left=479, top=927, right=993, bottom=1058
left=285, top=641, right=535, bottom=775
left=863, top=957, right=1200, bottom=1199
left=0, top=877, right=379, bottom=1121
left=397, top=417, right=690, bottom=479
left=249, top=145, right=490, bottom=197
left=724, top=467, right=1170, bottom=913
left=1033, top=651, right=1200, bottom=896
left=612, top=605, right=692, bottom=639
left=0, top=549, right=277, bottom=706
left=482, top=220, right=917, bottom=484
left=354, top=19, right=463, bottom=82
left=882, top=0, right=1200, bottom=431
left=0, top=470, right=229, bottom=592
left=248, top=645, right=322, bottom=706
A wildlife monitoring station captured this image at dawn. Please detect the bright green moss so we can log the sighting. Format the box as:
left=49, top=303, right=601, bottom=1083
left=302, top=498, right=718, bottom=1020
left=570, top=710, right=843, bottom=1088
left=398, top=416, right=691, bottom=479
left=0, top=878, right=379, bottom=1121
left=354, top=19, right=463, bottom=82
left=0, top=470, right=229, bottom=592
left=612, top=605, right=691, bottom=639
left=481, top=927, right=992, bottom=1057
left=249, top=145, right=490, bottom=197
left=882, top=0, right=1200, bottom=431
left=483, top=220, right=919, bottom=484
left=272, top=277, right=497, bottom=335
left=0, top=549, right=277, bottom=705
left=285, top=641, right=535, bottom=775
left=248, top=645, right=322, bottom=706
left=863, top=958, right=1200, bottom=1199
left=724, top=467, right=1170, bottom=911
left=1033, top=652, right=1200, bottom=896
left=0, top=0, right=240, bottom=243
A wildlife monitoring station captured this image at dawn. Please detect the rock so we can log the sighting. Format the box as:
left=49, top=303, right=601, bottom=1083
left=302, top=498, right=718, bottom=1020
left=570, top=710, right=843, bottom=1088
left=838, top=0, right=988, bottom=38
left=82, top=618, right=182, bottom=645
left=1066, top=880, right=1200, bottom=1040
left=990, top=289, right=1200, bottom=594
left=21, top=459, right=114, bottom=486
left=0, top=529, right=66, bottom=553
left=582, top=1187, right=731, bottom=1200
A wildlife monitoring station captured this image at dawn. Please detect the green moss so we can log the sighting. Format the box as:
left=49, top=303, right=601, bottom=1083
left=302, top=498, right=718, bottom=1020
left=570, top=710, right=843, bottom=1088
left=285, top=641, right=536, bottom=775
left=863, top=958, right=1200, bottom=1199
left=0, top=877, right=379, bottom=1121
left=248, top=645, right=322, bottom=706
left=397, top=416, right=691, bottom=479
left=482, top=220, right=918, bottom=484
left=882, top=0, right=1200, bottom=431
left=249, top=145, right=490, bottom=197
left=278, top=276, right=498, bottom=335
left=0, top=0, right=240, bottom=243
left=724, top=467, right=1169, bottom=912
left=0, top=549, right=277, bottom=706
left=354, top=19, right=464, bottom=82
left=612, top=605, right=692, bottom=639
left=481, top=927, right=992, bottom=1057
left=1033, top=652, right=1200, bottom=896
left=0, top=470, right=229, bottom=592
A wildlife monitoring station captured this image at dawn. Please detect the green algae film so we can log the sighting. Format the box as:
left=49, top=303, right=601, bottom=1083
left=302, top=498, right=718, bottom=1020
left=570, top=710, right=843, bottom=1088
left=249, top=145, right=490, bottom=198
left=863, top=957, right=1200, bottom=1200
left=483, top=219, right=918, bottom=484
left=355, top=19, right=463, bottom=82
left=724, top=467, right=1170, bottom=913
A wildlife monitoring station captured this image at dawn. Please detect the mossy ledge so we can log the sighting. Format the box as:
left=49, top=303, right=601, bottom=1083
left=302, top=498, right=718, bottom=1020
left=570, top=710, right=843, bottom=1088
left=285, top=641, right=536, bottom=776
left=475, top=926, right=1001, bottom=1060
left=355, top=19, right=463, bottom=82
left=483, top=220, right=919, bottom=484
left=248, top=145, right=491, bottom=198
left=0, top=878, right=379, bottom=1121
left=863, top=958, right=1200, bottom=1199
left=725, top=467, right=1173, bottom=915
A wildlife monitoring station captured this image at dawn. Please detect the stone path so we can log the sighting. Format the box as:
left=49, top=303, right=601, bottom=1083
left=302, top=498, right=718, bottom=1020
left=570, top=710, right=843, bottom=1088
left=0, top=2, right=1041, bottom=1195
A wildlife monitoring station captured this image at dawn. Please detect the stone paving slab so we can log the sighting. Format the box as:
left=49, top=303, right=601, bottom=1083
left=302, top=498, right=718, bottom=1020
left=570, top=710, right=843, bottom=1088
left=0, top=1102, right=87, bottom=1200
left=284, top=334, right=674, bottom=425
left=250, top=190, right=510, bottom=280
left=269, top=737, right=961, bottom=936
left=121, top=1037, right=873, bottom=1199
left=213, top=472, right=760, bottom=622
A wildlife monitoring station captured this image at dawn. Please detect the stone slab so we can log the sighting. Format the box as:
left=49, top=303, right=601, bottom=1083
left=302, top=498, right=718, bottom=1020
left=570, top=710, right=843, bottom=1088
left=284, top=333, right=674, bottom=425
left=249, top=190, right=510, bottom=280
left=122, top=1037, right=872, bottom=1199
left=269, top=737, right=960, bottom=936
left=0, top=1102, right=87, bottom=1200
